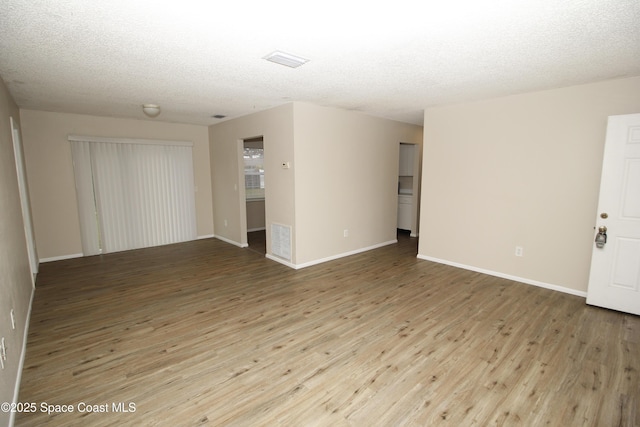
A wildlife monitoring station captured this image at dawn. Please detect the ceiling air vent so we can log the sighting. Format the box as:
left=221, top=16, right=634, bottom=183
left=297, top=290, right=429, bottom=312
left=263, top=51, right=309, bottom=68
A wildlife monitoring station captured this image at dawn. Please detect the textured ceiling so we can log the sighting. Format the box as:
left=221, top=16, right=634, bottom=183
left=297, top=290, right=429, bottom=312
left=1, top=0, right=639, bottom=126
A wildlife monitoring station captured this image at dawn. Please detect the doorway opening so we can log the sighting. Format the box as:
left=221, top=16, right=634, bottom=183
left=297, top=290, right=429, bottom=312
left=397, top=142, right=420, bottom=245
left=243, top=137, right=266, bottom=255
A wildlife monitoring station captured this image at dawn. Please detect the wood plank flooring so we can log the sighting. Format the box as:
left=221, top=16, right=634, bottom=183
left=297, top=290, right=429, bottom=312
left=16, top=233, right=640, bottom=426
left=247, top=230, right=266, bottom=255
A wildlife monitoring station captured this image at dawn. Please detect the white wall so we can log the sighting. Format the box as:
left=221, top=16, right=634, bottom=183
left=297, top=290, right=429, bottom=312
left=418, top=76, right=640, bottom=294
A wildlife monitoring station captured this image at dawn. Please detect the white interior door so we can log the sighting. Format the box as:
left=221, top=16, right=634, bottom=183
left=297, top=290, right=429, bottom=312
left=11, top=117, right=38, bottom=283
left=586, top=113, right=640, bottom=315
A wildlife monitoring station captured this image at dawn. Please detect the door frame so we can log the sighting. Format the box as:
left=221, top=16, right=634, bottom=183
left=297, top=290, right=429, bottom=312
left=397, top=142, right=422, bottom=238
left=10, top=117, right=38, bottom=284
left=238, top=136, right=266, bottom=250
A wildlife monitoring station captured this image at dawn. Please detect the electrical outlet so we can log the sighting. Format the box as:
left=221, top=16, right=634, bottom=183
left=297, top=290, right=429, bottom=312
left=224, top=219, right=228, bottom=227
left=515, top=246, right=524, bottom=257
left=10, top=309, right=15, bottom=330
left=343, top=229, right=349, bottom=237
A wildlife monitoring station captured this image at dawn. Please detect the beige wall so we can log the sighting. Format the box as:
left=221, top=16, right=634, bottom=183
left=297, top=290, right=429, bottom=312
left=293, top=103, right=423, bottom=265
left=246, top=200, right=266, bottom=231
left=0, top=78, right=34, bottom=425
left=418, top=76, right=640, bottom=293
left=19, top=110, right=213, bottom=260
left=209, top=102, right=423, bottom=267
left=209, top=104, right=295, bottom=253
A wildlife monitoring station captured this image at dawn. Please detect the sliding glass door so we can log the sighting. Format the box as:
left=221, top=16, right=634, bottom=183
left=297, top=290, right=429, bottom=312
left=70, top=137, right=197, bottom=255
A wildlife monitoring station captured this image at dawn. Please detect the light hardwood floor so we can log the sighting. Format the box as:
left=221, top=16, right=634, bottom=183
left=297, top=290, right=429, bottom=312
left=16, top=234, right=640, bottom=426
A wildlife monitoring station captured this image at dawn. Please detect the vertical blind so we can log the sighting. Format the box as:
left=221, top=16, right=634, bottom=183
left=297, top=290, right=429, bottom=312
left=70, top=136, right=197, bottom=255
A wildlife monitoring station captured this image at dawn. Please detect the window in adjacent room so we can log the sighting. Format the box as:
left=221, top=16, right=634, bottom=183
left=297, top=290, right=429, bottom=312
left=244, top=139, right=264, bottom=200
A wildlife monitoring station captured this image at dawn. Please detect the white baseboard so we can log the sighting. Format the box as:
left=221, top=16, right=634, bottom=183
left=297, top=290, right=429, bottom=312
left=39, top=253, right=83, bottom=263
left=268, top=240, right=398, bottom=270
left=416, top=254, right=587, bottom=298
left=42, top=237, right=215, bottom=262
left=41, top=236, right=235, bottom=262
left=265, top=254, right=296, bottom=269
left=9, top=286, right=35, bottom=427
left=247, top=227, right=266, bottom=232
left=214, top=234, right=248, bottom=248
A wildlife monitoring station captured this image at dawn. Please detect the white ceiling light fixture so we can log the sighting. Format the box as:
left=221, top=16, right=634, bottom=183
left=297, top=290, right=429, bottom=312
left=263, top=50, right=309, bottom=68
left=142, top=104, right=161, bottom=117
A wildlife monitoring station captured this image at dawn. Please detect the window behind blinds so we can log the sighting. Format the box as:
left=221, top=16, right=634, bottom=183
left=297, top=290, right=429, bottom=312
left=244, top=146, right=264, bottom=199
left=70, top=136, right=197, bottom=255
